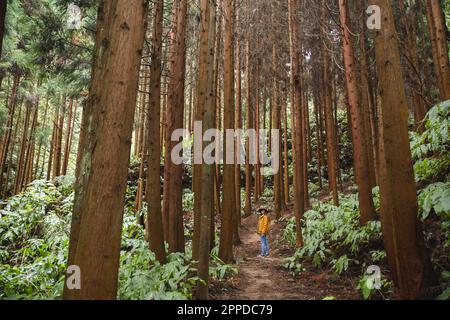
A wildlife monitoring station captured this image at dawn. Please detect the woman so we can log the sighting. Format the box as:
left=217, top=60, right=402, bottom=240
left=257, top=207, right=271, bottom=257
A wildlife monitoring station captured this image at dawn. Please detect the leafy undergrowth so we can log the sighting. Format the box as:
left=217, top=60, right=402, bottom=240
left=0, top=180, right=235, bottom=300
left=282, top=190, right=392, bottom=300
left=282, top=101, right=450, bottom=300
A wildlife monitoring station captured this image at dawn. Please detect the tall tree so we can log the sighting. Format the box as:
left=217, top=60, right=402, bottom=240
left=243, top=36, right=253, bottom=217
left=195, top=0, right=216, bottom=300
left=271, top=1, right=282, bottom=219
left=219, top=0, right=236, bottom=263
left=339, top=0, right=376, bottom=224
left=234, top=6, right=242, bottom=226
left=320, top=1, right=339, bottom=206
left=163, top=0, right=188, bottom=253
left=429, top=0, right=450, bottom=99
left=145, top=0, right=166, bottom=264
left=288, top=0, right=304, bottom=247
left=62, top=98, right=74, bottom=176
left=64, top=0, right=146, bottom=300
left=0, top=0, right=6, bottom=58
left=398, top=0, right=428, bottom=133
left=370, top=0, right=436, bottom=299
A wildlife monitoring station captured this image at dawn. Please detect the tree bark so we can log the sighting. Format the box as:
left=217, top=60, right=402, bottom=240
left=321, top=1, right=339, bottom=206
left=162, top=0, right=188, bottom=253
left=243, top=38, right=253, bottom=217
left=370, top=0, right=436, bottom=299
left=429, top=0, right=450, bottom=99
left=0, top=0, right=6, bottom=57
left=219, top=0, right=237, bottom=263
left=145, top=0, right=167, bottom=265
left=195, top=0, right=216, bottom=300
left=288, top=0, right=304, bottom=247
left=64, top=0, right=146, bottom=300
left=339, top=0, right=376, bottom=224
left=62, top=98, right=74, bottom=176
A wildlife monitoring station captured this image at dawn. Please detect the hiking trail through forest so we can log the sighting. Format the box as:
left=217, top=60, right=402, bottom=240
left=212, top=204, right=360, bottom=300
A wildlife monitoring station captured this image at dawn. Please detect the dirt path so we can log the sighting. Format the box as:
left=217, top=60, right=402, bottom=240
left=212, top=207, right=360, bottom=300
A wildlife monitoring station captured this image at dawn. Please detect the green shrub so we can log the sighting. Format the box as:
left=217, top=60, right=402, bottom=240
left=1, top=180, right=237, bottom=300
left=411, top=100, right=449, bottom=160
left=282, top=193, right=383, bottom=273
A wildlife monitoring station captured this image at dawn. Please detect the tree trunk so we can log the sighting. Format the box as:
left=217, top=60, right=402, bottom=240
left=62, top=98, right=74, bottom=176
left=219, top=0, right=236, bottom=263
left=283, top=97, right=289, bottom=204
left=195, top=0, right=216, bottom=300
left=0, top=74, right=20, bottom=194
left=20, top=100, right=39, bottom=191
left=370, top=0, right=436, bottom=299
left=321, top=1, right=339, bottom=206
left=243, top=38, right=253, bottom=217
left=0, top=0, right=6, bottom=57
left=339, top=0, right=376, bottom=224
left=14, top=102, right=31, bottom=195
left=430, top=0, right=450, bottom=99
left=145, top=0, right=167, bottom=265
left=398, top=0, right=428, bottom=133
left=234, top=7, right=242, bottom=226
left=193, top=0, right=217, bottom=262
left=47, top=113, right=56, bottom=181
left=63, top=0, right=146, bottom=300
left=288, top=0, right=304, bottom=247
left=163, top=0, right=188, bottom=254
left=271, top=1, right=282, bottom=219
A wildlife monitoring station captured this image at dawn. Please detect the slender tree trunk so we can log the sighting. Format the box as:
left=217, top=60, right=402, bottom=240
left=193, top=0, right=216, bottom=262
left=47, top=114, right=56, bottom=181
left=62, top=99, right=74, bottom=176
left=0, top=74, right=20, bottom=194
left=14, top=102, right=31, bottom=195
left=219, top=0, right=237, bottom=263
left=243, top=38, right=253, bottom=217
left=339, top=0, right=376, bottom=224
left=163, top=0, right=188, bottom=253
left=135, top=64, right=149, bottom=222
left=288, top=0, right=304, bottom=247
left=0, top=0, right=6, bottom=57
left=66, top=100, right=77, bottom=176
left=321, top=1, right=339, bottom=206
left=300, top=57, right=309, bottom=209
left=425, top=0, right=446, bottom=99
left=145, top=0, right=167, bottom=265
left=272, top=80, right=282, bottom=218
left=4, top=103, right=22, bottom=196
left=195, top=0, right=216, bottom=300
left=313, top=90, right=323, bottom=190
left=63, top=0, right=146, bottom=300
left=212, top=13, right=222, bottom=251
left=283, top=97, right=289, bottom=204
left=234, top=8, right=242, bottom=225
left=356, top=1, right=377, bottom=186
left=271, top=1, right=282, bottom=219
left=20, top=100, right=39, bottom=191
left=430, top=0, right=450, bottom=99
left=35, top=98, right=49, bottom=180
left=398, top=0, right=428, bottom=133
left=53, top=98, right=65, bottom=179
left=254, top=65, right=261, bottom=202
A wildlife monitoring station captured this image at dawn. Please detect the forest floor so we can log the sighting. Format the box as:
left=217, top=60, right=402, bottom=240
left=210, top=203, right=361, bottom=300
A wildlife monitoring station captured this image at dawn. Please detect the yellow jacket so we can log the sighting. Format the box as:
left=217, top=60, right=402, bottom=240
left=257, top=215, right=270, bottom=236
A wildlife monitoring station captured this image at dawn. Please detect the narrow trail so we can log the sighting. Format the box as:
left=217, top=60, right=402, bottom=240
left=212, top=205, right=360, bottom=300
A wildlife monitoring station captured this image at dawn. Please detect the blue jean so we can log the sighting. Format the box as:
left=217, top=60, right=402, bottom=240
left=260, top=235, right=269, bottom=256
